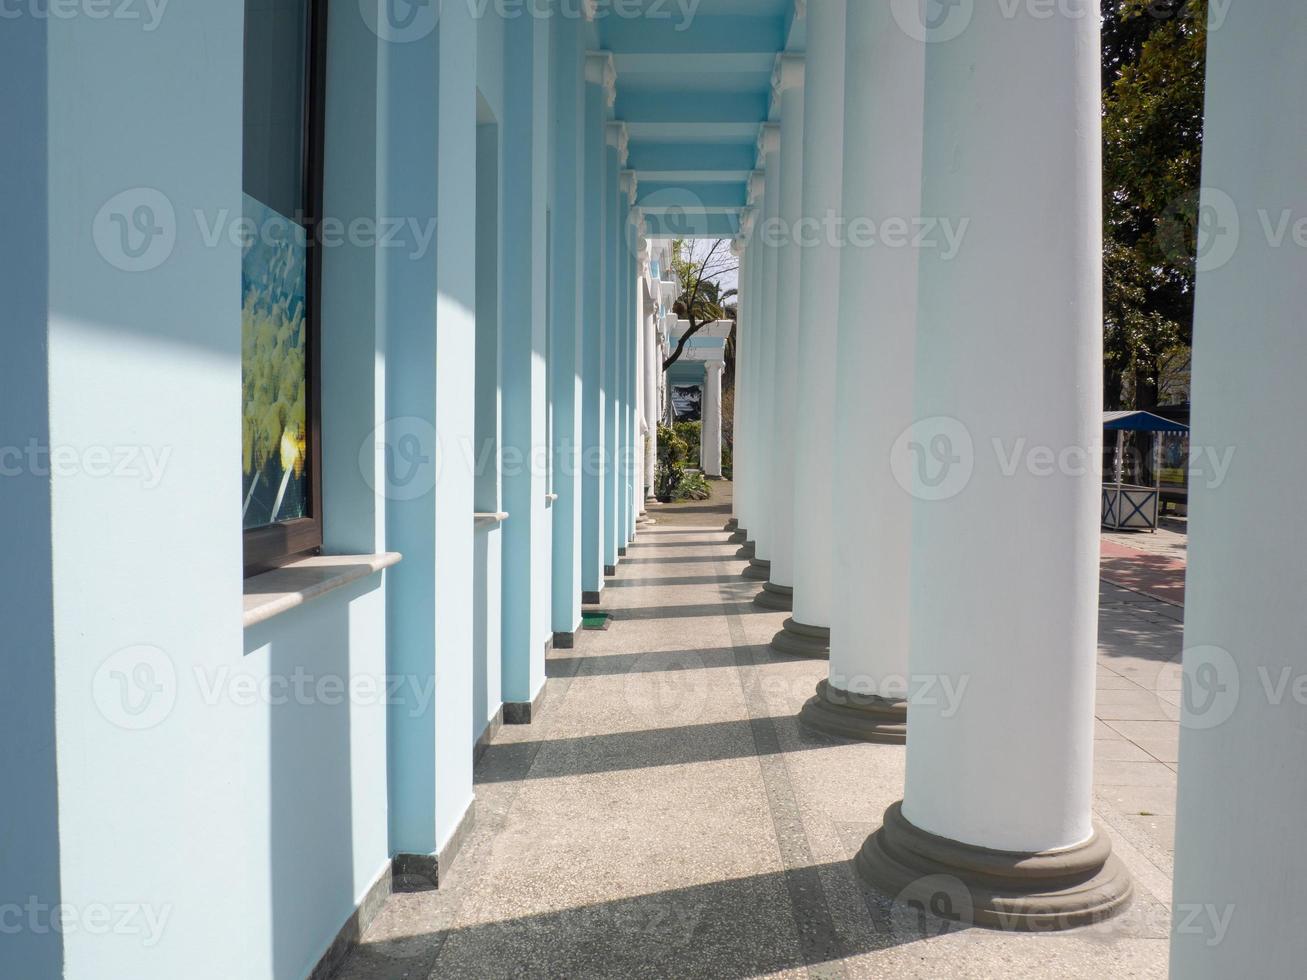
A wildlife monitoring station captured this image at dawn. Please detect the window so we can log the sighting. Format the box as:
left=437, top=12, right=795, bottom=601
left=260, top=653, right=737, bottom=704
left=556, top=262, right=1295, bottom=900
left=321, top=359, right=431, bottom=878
left=241, top=0, right=327, bottom=575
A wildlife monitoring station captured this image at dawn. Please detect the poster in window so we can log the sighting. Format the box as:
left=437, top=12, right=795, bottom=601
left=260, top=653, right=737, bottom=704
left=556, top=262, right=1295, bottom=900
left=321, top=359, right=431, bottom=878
left=671, top=384, right=703, bottom=422
left=241, top=193, right=309, bottom=529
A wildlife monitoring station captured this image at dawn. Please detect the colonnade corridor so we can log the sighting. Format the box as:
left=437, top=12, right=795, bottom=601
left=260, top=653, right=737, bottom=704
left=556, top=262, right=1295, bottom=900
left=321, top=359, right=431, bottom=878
left=335, top=485, right=1176, bottom=979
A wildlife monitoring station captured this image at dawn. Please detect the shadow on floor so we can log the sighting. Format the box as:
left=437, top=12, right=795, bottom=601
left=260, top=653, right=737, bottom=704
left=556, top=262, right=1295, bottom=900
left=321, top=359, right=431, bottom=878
left=607, top=601, right=770, bottom=621
left=475, top=717, right=841, bottom=784
left=547, top=646, right=742, bottom=677
left=606, top=574, right=756, bottom=588
left=338, top=860, right=932, bottom=980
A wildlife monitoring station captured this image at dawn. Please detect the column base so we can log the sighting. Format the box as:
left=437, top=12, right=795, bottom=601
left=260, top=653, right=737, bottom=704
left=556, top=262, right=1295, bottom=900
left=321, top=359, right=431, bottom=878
left=736, top=541, right=756, bottom=560
left=742, top=556, right=770, bottom=580
left=769, top=618, right=830, bottom=659
left=799, top=679, right=905, bottom=742
left=856, top=802, right=1133, bottom=932
left=753, top=580, right=793, bottom=611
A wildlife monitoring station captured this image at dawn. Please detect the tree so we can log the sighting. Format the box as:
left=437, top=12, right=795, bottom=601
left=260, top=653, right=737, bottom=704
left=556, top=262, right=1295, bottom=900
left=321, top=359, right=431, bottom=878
left=662, top=238, right=737, bottom=371
left=1101, top=0, right=1208, bottom=408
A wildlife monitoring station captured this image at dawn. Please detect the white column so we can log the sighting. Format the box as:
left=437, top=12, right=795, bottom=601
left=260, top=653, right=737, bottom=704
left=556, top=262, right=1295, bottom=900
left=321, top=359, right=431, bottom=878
left=739, top=183, right=764, bottom=550
left=728, top=236, right=747, bottom=530
left=1171, top=7, right=1307, bottom=975
left=802, top=0, right=919, bottom=738
left=746, top=140, right=779, bottom=577
left=633, top=265, right=645, bottom=519
left=755, top=55, right=804, bottom=610
left=642, top=286, right=658, bottom=503
left=775, top=0, right=844, bottom=656
left=856, top=2, right=1132, bottom=929
left=702, top=360, right=724, bottom=478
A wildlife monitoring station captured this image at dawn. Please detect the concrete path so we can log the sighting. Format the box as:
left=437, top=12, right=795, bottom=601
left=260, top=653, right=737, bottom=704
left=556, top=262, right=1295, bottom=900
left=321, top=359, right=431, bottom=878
left=335, top=488, right=1176, bottom=978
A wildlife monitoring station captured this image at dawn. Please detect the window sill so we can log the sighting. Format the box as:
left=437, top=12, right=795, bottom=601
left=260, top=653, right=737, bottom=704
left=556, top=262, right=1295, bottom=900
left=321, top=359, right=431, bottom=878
left=243, top=552, right=402, bottom=628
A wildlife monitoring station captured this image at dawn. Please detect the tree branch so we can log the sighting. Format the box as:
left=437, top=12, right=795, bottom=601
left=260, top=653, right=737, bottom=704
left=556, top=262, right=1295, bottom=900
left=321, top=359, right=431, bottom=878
left=663, top=240, right=724, bottom=371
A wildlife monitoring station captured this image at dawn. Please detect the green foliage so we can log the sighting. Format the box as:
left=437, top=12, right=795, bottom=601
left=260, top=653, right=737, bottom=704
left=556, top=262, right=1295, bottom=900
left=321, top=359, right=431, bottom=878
left=1102, top=0, right=1207, bottom=408
left=721, top=445, right=733, bottom=481
left=655, top=423, right=688, bottom=502
left=673, top=420, right=702, bottom=468
left=676, top=471, right=712, bottom=501
left=654, top=423, right=713, bottom=502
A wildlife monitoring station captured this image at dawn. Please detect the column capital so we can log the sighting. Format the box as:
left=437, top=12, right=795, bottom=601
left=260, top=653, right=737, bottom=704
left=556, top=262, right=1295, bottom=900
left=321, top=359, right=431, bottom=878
left=756, top=124, right=780, bottom=162
left=586, top=51, right=617, bottom=108
left=620, top=168, right=638, bottom=204
left=738, top=205, right=757, bottom=241
left=607, top=122, right=629, bottom=164
left=771, top=54, right=806, bottom=100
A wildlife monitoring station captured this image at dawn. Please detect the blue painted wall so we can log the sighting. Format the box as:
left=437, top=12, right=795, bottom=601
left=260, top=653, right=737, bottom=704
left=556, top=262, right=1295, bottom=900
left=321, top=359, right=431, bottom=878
left=603, top=137, right=622, bottom=570
left=580, top=68, right=609, bottom=595
left=549, top=16, right=585, bottom=636
left=0, top=13, right=62, bottom=979
left=501, top=9, right=552, bottom=703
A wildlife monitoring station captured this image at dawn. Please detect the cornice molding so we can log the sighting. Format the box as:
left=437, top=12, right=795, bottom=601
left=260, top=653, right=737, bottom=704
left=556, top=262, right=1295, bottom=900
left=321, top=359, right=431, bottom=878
left=772, top=53, right=806, bottom=97
left=585, top=51, right=617, bottom=108
left=607, top=122, right=630, bottom=165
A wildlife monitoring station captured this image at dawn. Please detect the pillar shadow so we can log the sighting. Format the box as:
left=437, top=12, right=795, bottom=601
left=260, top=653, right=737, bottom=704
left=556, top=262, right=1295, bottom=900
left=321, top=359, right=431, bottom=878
left=606, top=574, right=754, bottom=588
left=475, top=717, right=848, bottom=784
left=335, top=860, right=933, bottom=980
left=546, top=646, right=741, bottom=677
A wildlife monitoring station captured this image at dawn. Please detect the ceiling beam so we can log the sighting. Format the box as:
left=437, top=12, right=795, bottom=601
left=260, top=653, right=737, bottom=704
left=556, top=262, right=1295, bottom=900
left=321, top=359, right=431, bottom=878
left=601, top=16, right=786, bottom=55
left=644, top=211, right=742, bottom=239
left=617, top=91, right=768, bottom=124
left=627, top=141, right=757, bottom=174
left=637, top=181, right=748, bottom=209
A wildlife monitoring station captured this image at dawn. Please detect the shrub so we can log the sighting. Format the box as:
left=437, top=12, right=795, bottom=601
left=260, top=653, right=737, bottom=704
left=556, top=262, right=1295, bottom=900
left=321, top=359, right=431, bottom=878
left=655, top=424, right=688, bottom=502
left=676, top=470, right=712, bottom=501
left=673, top=420, right=702, bottom=468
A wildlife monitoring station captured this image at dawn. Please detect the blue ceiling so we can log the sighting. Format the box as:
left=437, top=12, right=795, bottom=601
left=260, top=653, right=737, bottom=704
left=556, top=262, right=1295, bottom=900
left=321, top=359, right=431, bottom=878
left=596, top=0, right=804, bottom=238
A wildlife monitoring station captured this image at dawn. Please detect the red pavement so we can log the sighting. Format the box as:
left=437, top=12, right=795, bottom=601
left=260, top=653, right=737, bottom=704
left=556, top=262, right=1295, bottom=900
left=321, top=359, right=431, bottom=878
left=1100, top=538, right=1187, bottom=606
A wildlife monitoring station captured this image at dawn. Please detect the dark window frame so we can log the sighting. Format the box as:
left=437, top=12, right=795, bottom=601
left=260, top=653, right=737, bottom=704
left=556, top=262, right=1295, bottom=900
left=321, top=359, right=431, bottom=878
left=242, top=0, right=329, bottom=578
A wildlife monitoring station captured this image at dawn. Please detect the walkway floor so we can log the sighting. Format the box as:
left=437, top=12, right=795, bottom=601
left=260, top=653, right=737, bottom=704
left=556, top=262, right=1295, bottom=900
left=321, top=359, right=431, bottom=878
left=337, top=487, right=1176, bottom=979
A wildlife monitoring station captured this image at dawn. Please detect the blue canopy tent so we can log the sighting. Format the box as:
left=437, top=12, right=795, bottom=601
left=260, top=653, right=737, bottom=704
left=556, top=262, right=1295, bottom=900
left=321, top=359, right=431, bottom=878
left=1102, top=411, right=1190, bottom=531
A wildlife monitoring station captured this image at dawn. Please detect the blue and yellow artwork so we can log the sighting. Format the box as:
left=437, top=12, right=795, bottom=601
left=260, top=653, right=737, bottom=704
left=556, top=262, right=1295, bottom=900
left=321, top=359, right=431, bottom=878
left=241, top=193, right=310, bottom=529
